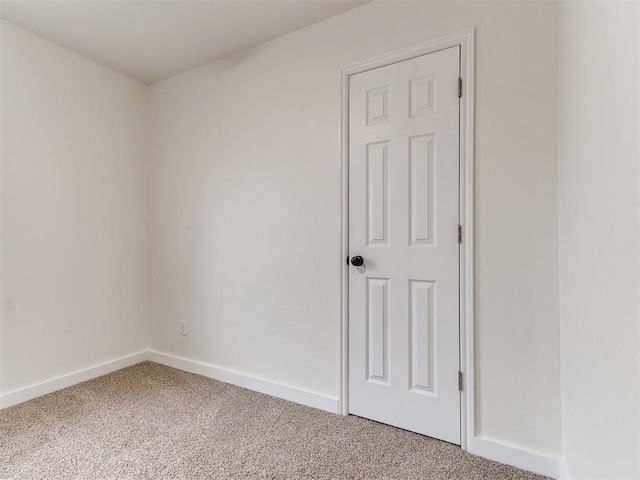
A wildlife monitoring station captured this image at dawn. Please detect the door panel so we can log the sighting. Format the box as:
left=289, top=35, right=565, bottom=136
left=348, top=46, right=461, bottom=445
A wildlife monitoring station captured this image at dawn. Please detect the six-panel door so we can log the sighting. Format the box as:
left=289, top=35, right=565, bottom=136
left=348, top=46, right=461, bottom=445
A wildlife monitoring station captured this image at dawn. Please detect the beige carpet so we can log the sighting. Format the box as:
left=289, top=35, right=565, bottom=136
left=0, top=362, right=549, bottom=479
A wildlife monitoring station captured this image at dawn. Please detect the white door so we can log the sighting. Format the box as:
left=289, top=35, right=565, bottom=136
left=348, top=46, right=461, bottom=444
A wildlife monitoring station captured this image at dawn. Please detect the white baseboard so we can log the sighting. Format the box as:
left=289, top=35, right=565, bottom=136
left=470, top=437, right=559, bottom=479
left=147, top=350, right=339, bottom=414
left=0, top=351, right=148, bottom=409
left=1, top=349, right=338, bottom=415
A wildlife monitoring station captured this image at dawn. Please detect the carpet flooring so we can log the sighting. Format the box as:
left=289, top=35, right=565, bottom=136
left=1, top=362, right=549, bottom=479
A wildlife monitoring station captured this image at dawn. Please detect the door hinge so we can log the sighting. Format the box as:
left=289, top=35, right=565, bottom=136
left=458, top=371, right=463, bottom=391
left=458, top=77, right=462, bottom=98
left=457, top=225, right=462, bottom=244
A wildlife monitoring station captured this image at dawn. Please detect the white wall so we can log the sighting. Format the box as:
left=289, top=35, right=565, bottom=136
left=558, top=2, right=640, bottom=479
left=149, top=0, right=561, bottom=458
left=0, top=21, right=149, bottom=394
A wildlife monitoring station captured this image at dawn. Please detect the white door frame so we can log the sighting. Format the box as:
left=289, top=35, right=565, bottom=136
left=339, top=28, right=476, bottom=451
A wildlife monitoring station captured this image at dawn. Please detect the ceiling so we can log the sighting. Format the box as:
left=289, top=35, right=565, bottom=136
left=0, top=0, right=369, bottom=84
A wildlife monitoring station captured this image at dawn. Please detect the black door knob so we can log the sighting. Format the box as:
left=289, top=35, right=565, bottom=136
left=350, top=255, right=364, bottom=267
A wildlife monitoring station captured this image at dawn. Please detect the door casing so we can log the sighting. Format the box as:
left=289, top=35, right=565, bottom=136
left=339, top=28, right=476, bottom=451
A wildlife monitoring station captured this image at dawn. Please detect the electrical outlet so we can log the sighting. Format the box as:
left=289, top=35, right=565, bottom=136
left=179, top=320, right=188, bottom=336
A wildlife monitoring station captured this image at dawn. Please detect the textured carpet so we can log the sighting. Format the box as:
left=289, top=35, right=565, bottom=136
left=1, top=362, right=549, bottom=479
